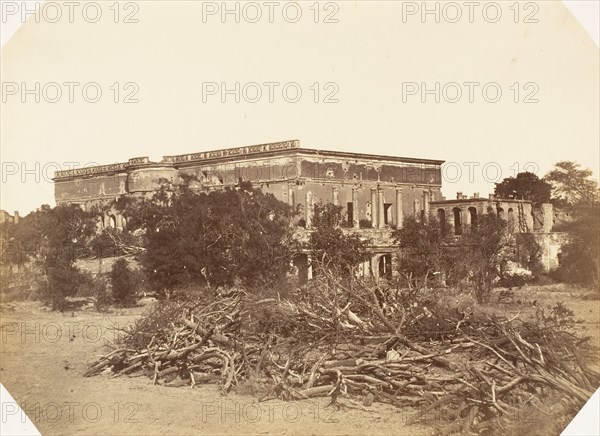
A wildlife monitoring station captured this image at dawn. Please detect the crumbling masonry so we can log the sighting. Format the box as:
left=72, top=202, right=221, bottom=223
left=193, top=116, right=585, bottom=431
left=53, top=140, right=563, bottom=280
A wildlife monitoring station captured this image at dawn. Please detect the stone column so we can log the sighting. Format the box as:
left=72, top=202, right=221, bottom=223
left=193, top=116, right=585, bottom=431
left=462, top=208, right=470, bottom=230
left=395, top=188, right=403, bottom=228
left=414, top=199, right=421, bottom=219
left=352, top=187, right=359, bottom=228
left=97, top=216, right=104, bottom=232
left=305, top=191, right=313, bottom=229
left=288, top=183, right=295, bottom=207
left=370, top=188, right=378, bottom=227
left=332, top=186, right=339, bottom=206
left=377, top=187, right=385, bottom=228
left=391, top=252, right=400, bottom=279
left=372, top=255, right=379, bottom=279
left=307, top=254, right=313, bottom=280
left=541, top=203, right=553, bottom=233
left=525, top=203, right=534, bottom=231
left=423, top=190, right=430, bottom=222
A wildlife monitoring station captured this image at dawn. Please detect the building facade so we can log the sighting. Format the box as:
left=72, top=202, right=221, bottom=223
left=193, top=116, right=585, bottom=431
left=53, top=139, right=564, bottom=279
left=54, top=140, right=444, bottom=279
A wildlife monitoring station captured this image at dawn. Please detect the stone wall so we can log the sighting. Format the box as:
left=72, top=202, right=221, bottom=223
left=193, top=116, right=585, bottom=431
left=532, top=232, right=569, bottom=273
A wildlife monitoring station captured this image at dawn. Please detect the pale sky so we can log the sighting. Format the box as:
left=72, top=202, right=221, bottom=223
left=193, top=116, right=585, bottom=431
left=1, top=0, right=599, bottom=214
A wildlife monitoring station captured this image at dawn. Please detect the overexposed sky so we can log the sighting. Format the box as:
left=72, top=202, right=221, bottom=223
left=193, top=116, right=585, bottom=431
left=1, top=1, right=599, bottom=214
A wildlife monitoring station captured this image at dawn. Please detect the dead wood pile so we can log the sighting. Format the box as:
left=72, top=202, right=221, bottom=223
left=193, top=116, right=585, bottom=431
left=84, top=274, right=599, bottom=435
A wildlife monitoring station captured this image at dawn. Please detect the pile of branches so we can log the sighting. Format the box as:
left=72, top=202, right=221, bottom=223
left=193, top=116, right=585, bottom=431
left=84, top=270, right=599, bottom=435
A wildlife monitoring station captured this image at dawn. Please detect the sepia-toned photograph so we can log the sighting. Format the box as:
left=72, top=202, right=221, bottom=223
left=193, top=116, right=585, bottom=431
left=1, top=1, right=599, bottom=435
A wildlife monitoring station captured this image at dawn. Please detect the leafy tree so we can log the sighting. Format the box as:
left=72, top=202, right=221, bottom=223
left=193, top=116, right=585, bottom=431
left=552, top=205, right=600, bottom=288
left=392, top=217, right=454, bottom=288
left=494, top=172, right=551, bottom=205
left=2, top=204, right=97, bottom=310
left=110, top=258, right=136, bottom=305
left=456, top=213, right=535, bottom=303
left=142, top=179, right=296, bottom=295
left=544, top=162, right=599, bottom=288
left=309, top=202, right=369, bottom=274
left=545, top=161, right=599, bottom=208
left=42, top=265, right=80, bottom=310
left=2, top=204, right=95, bottom=265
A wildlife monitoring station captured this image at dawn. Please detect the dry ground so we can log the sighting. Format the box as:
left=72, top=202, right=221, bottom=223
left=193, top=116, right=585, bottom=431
left=0, top=284, right=598, bottom=436
left=0, top=302, right=430, bottom=435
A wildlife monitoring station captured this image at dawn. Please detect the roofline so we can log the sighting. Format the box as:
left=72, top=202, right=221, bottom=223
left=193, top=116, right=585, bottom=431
left=431, top=198, right=533, bottom=204
left=53, top=139, right=444, bottom=180
left=295, top=148, right=444, bottom=165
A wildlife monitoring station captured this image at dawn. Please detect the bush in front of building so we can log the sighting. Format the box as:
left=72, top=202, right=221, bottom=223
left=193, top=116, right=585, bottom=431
left=110, top=258, right=137, bottom=306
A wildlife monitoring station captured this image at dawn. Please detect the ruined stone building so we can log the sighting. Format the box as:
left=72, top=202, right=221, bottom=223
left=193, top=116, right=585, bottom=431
left=431, top=194, right=565, bottom=272
left=0, top=210, right=20, bottom=225
left=53, top=139, right=562, bottom=280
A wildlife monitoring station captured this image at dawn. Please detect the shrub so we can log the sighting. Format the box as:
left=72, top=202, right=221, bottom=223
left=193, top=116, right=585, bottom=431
left=0, top=262, right=46, bottom=302
left=535, top=301, right=582, bottom=332
left=44, top=264, right=83, bottom=311
left=309, top=202, right=369, bottom=274
left=392, top=217, right=453, bottom=289
left=110, top=259, right=136, bottom=306
left=498, top=261, right=533, bottom=288
left=78, top=272, right=112, bottom=312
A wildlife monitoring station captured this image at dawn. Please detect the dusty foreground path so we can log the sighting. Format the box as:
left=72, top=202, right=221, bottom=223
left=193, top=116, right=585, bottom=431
left=0, top=303, right=428, bottom=435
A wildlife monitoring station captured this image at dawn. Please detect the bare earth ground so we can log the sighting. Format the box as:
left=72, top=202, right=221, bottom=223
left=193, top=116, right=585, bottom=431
left=1, top=284, right=598, bottom=436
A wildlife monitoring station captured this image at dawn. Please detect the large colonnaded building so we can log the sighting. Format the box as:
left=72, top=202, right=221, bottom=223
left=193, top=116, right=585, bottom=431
left=53, top=139, right=563, bottom=281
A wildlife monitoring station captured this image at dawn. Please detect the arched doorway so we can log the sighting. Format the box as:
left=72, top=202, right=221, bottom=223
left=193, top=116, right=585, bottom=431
left=453, top=208, right=462, bottom=235
left=468, top=207, right=478, bottom=230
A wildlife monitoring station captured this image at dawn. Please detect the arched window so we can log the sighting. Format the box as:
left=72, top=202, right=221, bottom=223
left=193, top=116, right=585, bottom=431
left=108, top=215, right=117, bottom=228
left=468, top=207, right=478, bottom=230
left=453, top=208, right=462, bottom=235
left=497, top=207, right=505, bottom=220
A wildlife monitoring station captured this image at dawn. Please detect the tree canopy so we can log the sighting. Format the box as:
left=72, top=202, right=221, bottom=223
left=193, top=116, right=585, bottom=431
left=494, top=172, right=551, bottom=205
left=545, top=161, right=599, bottom=208
left=139, top=180, right=296, bottom=294
left=552, top=205, right=600, bottom=287
left=1, top=204, right=97, bottom=309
